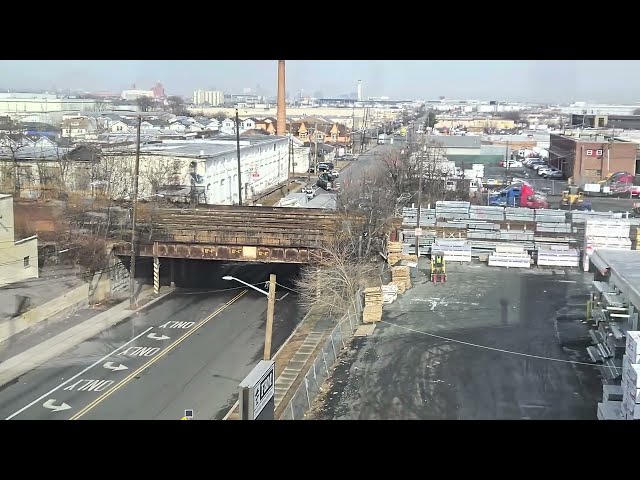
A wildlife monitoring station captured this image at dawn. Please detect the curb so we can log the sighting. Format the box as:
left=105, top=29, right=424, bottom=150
left=0, top=287, right=175, bottom=388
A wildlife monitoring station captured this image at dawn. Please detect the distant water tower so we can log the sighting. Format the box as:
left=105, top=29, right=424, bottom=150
left=357, top=80, right=362, bottom=101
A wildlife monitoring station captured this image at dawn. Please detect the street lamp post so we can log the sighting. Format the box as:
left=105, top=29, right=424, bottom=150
left=223, top=274, right=277, bottom=361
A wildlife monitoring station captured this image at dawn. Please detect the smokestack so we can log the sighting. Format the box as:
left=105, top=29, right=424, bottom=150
left=277, top=60, right=286, bottom=136
left=357, top=80, right=362, bottom=101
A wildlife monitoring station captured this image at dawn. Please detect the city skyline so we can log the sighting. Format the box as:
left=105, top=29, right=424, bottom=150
left=0, top=60, right=639, bottom=104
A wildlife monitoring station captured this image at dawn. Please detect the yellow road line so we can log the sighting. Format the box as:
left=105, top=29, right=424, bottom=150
left=70, top=290, right=247, bottom=420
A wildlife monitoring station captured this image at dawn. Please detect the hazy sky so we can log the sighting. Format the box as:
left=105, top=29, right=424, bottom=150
left=0, top=60, right=638, bottom=104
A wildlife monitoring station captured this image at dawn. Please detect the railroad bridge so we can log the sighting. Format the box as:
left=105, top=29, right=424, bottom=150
left=112, top=205, right=343, bottom=264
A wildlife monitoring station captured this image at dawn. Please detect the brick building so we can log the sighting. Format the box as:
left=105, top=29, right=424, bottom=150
left=548, top=133, right=638, bottom=183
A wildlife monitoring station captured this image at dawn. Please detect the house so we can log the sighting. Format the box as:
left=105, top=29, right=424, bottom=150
left=205, top=119, right=220, bottom=130
left=61, top=117, right=98, bottom=138
left=110, top=121, right=131, bottom=133
left=220, top=118, right=236, bottom=134
left=141, top=118, right=169, bottom=133
left=187, top=121, right=206, bottom=133
left=242, top=118, right=258, bottom=130
left=0, top=194, right=38, bottom=286
left=255, top=117, right=278, bottom=135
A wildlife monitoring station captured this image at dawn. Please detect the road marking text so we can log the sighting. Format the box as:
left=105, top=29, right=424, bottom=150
left=159, top=321, right=195, bottom=329
left=120, top=346, right=161, bottom=357
left=64, top=379, right=115, bottom=392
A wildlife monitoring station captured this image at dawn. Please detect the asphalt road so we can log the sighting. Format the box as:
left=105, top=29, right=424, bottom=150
left=309, top=263, right=603, bottom=420
left=0, top=282, right=301, bottom=420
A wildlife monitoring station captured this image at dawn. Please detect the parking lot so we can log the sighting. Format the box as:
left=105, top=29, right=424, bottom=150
left=484, top=165, right=637, bottom=213
left=308, top=261, right=603, bottom=420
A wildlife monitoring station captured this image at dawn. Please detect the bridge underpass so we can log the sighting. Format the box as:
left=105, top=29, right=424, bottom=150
left=113, top=204, right=341, bottom=265
left=112, top=204, right=345, bottom=291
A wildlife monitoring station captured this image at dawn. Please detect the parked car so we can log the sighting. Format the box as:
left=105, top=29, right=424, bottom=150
left=544, top=170, right=564, bottom=179
left=537, top=166, right=557, bottom=176
left=532, top=163, right=549, bottom=171
left=526, top=160, right=546, bottom=168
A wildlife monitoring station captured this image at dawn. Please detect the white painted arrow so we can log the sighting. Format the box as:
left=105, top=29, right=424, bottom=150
left=43, top=399, right=71, bottom=412
left=147, top=332, right=170, bottom=341
left=103, top=362, right=128, bottom=371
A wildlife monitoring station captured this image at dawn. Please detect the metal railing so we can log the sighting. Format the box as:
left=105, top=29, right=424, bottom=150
left=280, top=294, right=363, bottom=420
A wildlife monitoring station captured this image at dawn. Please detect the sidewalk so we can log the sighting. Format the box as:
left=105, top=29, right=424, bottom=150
left=223, top=311, right=336, bottom=420
left=0, top=285, right=173, bottom=387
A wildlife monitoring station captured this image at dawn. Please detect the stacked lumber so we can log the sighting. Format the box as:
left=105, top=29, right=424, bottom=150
left=391, top=265, right=411, bottom=290
left=382, top=284, right=399, bottom=304
left=400, top=254, right=418, bottom=263
left=390, top=281, right=406, bottom=295
left=363, top=287, right=383, bottom=324
left=387, top=242, right=404, bottom=265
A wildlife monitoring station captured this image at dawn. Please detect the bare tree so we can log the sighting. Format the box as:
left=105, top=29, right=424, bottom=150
left=140, top=157, right=183, bottom=194
left=167, top=96, right=188, bottom=116
left=136, top=96, right=155, bottom=112
left=424, top=110, right=438, bottom=133
left=294, top=235, right=377, bottom=318
left=94, top=99, right=108, bottom=112
left=212, top=111, right=227, bottom=122
left=0, top=121, right=29, bottom=193
left=501, top=111, right=522, bottom=123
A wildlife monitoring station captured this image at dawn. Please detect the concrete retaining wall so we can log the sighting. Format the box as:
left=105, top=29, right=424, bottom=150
left=0, top=283, right=88, bottom=343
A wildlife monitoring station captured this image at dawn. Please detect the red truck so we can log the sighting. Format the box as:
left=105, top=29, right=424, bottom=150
left=489, top=182, right=549, bottom=208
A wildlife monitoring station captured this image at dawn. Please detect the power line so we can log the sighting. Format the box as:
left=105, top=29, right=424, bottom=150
left=175, top=283, right=263, bottom=295
left=378, top=320, right=599, bottom=367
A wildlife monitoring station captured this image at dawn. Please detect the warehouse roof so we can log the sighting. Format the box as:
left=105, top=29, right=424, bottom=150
left=590, top=249, right=640, bottom=312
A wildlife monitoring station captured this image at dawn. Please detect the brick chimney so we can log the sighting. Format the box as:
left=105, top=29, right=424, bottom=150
left=277, top=60, right=286, bottom=136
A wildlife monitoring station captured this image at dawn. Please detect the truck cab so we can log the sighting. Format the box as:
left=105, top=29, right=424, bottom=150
left=489, top=183, right=548, bottom=209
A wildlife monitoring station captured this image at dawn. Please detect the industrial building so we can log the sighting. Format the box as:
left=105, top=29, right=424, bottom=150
left=0, top=194, right=38, bottom=286
left=548, top=133, right=638, bottom=183
left=125, top=135, right=307, bottom=205
left=0, top=93, right=97, bottom=117
left=570, top=113, right=640, bottom=131
left=192, top=90, right=224, bottom=106
left=588, top=248, right=640, bottom=420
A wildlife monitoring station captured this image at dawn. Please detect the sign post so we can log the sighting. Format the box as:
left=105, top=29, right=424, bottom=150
left=238, top=360, right=276, bottom=420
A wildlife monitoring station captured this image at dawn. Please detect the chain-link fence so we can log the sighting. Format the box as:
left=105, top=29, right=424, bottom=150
left=520, top=178, right=568, bottom=196
left=280, top=295, right=363, bottom=420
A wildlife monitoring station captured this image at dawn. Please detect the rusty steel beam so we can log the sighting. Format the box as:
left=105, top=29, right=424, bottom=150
left=113, top=242, right=323, bottom=264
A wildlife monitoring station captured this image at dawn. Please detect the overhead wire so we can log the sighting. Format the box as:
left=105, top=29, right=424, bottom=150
left=275, top=283, right=597, bottom=367
left=378, top=320, right=600, bottom=367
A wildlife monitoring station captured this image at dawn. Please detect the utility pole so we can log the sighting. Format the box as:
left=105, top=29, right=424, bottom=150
left=287, top=135, right=292, bottom=195
left=235, top=109, right=242, bottom=205
left=504, top=140, right=510, bottom=184
left=264, top=273, right=277, bottom=361
left=313, top=121, right=318, bottom=174
left=129, top=115, right=142, bottom=308
left=415, top=139, right=424, bottom=259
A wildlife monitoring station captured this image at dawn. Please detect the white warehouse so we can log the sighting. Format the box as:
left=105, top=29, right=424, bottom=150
left=134, top=135, right=294, bottom=204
